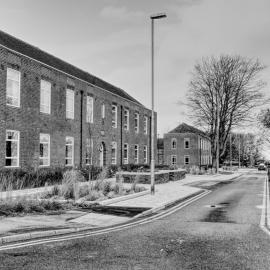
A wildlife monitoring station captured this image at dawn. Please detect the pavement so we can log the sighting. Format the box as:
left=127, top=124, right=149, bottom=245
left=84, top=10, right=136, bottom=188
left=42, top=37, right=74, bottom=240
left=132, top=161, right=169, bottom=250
left=0, top=171, right=243, bottom=244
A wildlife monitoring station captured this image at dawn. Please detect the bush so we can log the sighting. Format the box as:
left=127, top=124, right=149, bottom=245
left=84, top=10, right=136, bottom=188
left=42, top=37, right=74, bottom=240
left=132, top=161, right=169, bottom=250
left=0, top=167, right=65, bottom=191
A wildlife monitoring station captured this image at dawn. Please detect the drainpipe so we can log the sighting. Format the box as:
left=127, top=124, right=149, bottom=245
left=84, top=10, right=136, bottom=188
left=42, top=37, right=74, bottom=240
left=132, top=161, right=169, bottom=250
left=120, top=105, right=123, bottom=166
left=79, top=90, right=83, bottom=167
left=149, top=116, right=152, bottom=166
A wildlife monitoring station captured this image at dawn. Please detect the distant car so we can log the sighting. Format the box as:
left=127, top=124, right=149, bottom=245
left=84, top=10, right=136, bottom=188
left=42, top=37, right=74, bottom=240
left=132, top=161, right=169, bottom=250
left=258, top=163, right=267, bottom=171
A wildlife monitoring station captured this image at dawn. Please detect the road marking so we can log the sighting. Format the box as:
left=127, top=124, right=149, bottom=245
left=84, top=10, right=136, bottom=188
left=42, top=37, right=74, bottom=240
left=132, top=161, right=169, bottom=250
left=0, top=190, right=211, bottom=251
left=260, top=175, right=270, bottom=237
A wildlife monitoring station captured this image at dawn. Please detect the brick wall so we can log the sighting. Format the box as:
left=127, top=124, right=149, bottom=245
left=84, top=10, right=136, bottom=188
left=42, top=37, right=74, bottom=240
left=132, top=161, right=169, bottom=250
left=0, top=47, right=156, bottom=169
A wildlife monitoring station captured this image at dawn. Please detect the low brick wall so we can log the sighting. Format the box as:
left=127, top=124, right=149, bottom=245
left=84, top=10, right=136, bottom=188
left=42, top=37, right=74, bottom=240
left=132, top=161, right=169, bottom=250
left=116, top=169, right=186, bottom=185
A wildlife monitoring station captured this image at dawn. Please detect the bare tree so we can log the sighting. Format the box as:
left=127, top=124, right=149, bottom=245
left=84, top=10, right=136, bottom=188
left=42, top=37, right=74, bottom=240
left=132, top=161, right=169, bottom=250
left=187, top=55, right=267, bottom=164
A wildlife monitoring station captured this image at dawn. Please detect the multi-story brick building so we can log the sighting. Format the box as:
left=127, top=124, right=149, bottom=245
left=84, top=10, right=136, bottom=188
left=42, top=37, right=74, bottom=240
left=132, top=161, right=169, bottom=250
left=0, top=30, right=156, bottom=169
left=163, top=123, right=212, bottom=168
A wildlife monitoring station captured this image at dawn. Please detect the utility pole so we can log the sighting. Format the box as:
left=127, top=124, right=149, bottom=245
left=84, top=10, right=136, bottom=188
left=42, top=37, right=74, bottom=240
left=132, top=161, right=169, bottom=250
left=230, top=133, right=232, bottom=170
left=216, top=91, right=220, bottom=174
left=238, top=134, right=241, bottom=168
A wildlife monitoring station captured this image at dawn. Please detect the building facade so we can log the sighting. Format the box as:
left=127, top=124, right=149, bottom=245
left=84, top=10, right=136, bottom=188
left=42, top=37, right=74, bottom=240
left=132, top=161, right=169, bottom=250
left=0, top=30, right=156, bottom=169
left=163, top=123, right=212, bottom=168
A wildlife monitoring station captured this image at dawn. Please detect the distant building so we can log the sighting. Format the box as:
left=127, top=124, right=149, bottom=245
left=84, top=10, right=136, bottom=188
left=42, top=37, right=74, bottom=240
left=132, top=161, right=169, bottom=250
left=163, top=123, right=212, bottom=168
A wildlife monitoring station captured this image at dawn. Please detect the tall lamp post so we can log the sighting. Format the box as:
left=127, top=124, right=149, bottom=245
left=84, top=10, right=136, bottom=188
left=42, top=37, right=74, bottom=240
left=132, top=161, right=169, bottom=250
left=150, top=13, right=167, bottom=195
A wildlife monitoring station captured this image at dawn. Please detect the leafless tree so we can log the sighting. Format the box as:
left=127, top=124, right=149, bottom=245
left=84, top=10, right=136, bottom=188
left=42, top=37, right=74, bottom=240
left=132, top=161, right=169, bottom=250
left=186, top=55, right=267, bottom=163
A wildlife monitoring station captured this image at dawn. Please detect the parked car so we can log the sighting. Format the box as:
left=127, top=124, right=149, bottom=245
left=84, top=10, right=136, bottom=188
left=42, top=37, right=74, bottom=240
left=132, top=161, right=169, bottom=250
left=258, top=163, right=267, bottom=171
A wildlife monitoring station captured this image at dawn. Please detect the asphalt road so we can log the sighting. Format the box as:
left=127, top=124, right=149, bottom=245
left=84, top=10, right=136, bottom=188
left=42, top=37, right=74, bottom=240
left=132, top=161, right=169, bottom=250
left=0, top=171, right=269, bottom=270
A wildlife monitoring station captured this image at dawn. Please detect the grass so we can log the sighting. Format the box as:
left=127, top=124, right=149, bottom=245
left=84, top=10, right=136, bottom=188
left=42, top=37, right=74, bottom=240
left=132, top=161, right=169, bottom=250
left=0, top=199, right=69, bottom=217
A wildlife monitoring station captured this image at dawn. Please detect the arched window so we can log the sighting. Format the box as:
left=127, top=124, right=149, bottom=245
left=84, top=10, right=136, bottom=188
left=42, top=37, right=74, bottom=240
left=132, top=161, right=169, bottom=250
left=171, top=138, right=177, bottom=149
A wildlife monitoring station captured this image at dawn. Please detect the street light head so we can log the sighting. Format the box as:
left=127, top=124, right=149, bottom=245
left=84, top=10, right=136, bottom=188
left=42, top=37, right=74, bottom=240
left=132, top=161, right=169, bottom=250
left=150, top=13, right=167, bottom=20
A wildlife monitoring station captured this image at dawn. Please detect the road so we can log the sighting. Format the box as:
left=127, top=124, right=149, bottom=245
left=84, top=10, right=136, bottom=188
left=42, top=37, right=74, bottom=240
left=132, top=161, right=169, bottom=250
left=0, top=171, right=269, bottom=270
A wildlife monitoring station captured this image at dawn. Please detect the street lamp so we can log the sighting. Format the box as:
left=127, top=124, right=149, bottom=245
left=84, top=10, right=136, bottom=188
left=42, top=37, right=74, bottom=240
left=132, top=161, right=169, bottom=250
left=150, top=13, right=167, bottom=195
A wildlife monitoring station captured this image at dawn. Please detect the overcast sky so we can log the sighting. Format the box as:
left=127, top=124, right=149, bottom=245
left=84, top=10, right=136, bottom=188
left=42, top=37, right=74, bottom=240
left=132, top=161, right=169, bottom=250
left=0, top=0, right=270, bottom=138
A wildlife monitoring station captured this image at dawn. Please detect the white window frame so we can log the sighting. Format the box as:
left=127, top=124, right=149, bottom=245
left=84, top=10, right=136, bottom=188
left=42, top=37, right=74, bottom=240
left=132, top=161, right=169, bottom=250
left=184, top=138, right=190, bottom=149
left=102, top=103, right=105, bottom=119
left=65, top=136, right=74, bottom=166
left=123, top=143, right=129, bottom=164
left=111, top=141, right=117, bottom=165
left=112, top=105, right=117, bottom=128
left=124, top=109, right=129, bottom=131
left=143, top=116, right=148, bottom=135
left=135, top=113, right=139, bottom=133
left=171, top=138, right=177, bottom=149
left=40, top=80, right=51, bottom=114
left=86, top=95, right=94, bottom=123
left=171, top=155, right=177, bottom=166
left=39, top=133, right=50, bottom=167
left=143, top=145, right=148, bottom=164
left=134, top=144, right=139, bottom=164
left=184, top=155, right=190, bottom=165
left=66, top=89, right=74, bottom=119
left=6, top=68, right=21, bottom=108
left=86, top=138, right=93, bottom=165
left=5, top=130, right=20, bottom=167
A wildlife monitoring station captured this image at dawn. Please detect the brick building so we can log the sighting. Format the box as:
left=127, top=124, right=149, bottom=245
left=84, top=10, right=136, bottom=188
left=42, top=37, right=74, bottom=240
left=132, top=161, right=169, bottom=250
left=0, top=30, right=156, bottom=169
left=163, top=123, right=212, bottom=168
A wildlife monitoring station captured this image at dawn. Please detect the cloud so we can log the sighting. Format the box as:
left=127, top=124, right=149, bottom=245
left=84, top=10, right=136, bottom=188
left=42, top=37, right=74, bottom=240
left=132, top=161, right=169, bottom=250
left=100, top=5, right=144, bottom=22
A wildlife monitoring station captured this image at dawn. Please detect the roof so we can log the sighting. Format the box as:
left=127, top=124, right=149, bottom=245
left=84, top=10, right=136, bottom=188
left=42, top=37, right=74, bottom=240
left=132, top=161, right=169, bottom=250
left=0, top=30, right=143, bottom=106
left=168, top=123, right=208, bottom=137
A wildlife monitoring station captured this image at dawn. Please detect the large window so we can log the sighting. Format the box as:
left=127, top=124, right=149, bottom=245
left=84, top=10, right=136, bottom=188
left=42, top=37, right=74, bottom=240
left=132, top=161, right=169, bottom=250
left=123, top=143, right=129, bottom=164
left=184, top=155, right=190, bottom=165
left=86, top=138, right=93, bottom=165
left=66, top=89, right=74, bottom=119
left=143, top=116, right=148, bottom=135
left=112, top=105, right=117, bottom=128
left=65, top=136, right=74, bottom=166
left=5, top=130, right=20, bottom=167
left=111, top=141, right=117, bottom=165
left=184, top=138, right=190, bottom=149
left=134, top=144, right=139, bottom=164
left=124, top=109, right=129, bottom=131
left=135, top=113, right=139, bottom=133
left=171, top=138, right=177, bottom=149
left=143, top=145, right=147, bottom=164
left=6, top=68, right=20, bottom=107
left=86, top=95, right=94, bottom=123
left=102, top=103, right=105, bottom=119
left=40, top=133, right=50, bottom=166
left=40, top=80, right=51, bottom=114
left=171, top=155, right=177, bottom=166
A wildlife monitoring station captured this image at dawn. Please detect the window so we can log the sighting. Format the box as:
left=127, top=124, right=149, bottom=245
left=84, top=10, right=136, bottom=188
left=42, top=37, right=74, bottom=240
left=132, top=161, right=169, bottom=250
left=86, top=138, right=93, bottom=165
left=135, top=113, right=139, bottom=133
left=143, top=116, right=148, bottom=134
left=124, top=109, right=129, bottom=131
left=184, top=155, right=190, bottom=165
left=102, top=103, right=105, bottom=119
left=86, top=95, right=94, bottom=123
left=112, top=105, right=117, bottom=128
left=143, top=145, right=148, bottom=164
left=65, top=136, right=74, bottom=166
left=66, top=89, right=74, bottom=119
left=123, top=143, right=129, bottom=164
left=134, top=144, right=139, bottom=164
left=6, top=68, right=20, bottom=107
left=184, top=138, right=190, bottom=149
left=40, top=133, right=50, bottom=166
left=171, top=138, right=177, bottom=149
left=40, top=80, right=51, bottom=114
left=171, top=155, right=177, bottom=166
left=111, top=141, right=117, bottom=165
left=5, top=130, right=20, bottom=167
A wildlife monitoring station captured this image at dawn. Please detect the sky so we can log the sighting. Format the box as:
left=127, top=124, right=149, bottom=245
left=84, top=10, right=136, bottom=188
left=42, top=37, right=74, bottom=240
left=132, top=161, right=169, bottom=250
left=0, top=0, right=270, bottom=140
